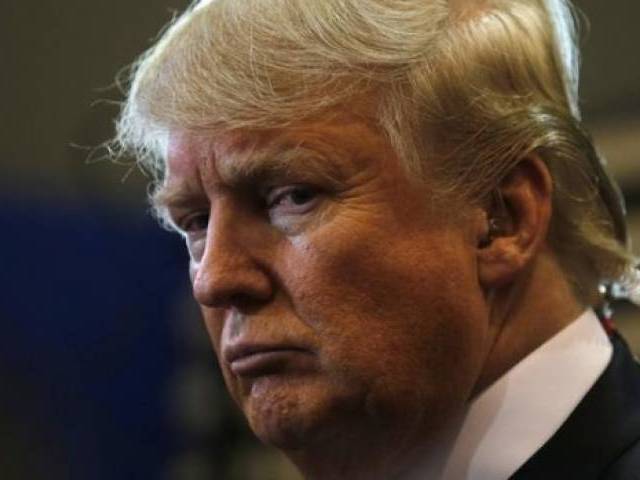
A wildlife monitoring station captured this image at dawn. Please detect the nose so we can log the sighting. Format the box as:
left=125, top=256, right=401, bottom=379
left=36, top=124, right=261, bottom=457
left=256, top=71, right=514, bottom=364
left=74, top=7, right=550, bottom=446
left=191, top=205, right=274, bottom=310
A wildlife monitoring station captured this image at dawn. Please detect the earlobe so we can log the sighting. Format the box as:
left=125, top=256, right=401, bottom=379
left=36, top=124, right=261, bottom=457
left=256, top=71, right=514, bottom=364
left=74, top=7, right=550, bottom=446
left=477, top=156, right=553, bottom=289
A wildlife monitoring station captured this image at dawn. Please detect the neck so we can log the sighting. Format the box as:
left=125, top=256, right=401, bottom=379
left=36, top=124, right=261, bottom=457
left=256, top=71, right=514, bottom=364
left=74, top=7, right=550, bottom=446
left=473, top=249, right=585, bottom=395
left=286, top=413, right=461, bottom=480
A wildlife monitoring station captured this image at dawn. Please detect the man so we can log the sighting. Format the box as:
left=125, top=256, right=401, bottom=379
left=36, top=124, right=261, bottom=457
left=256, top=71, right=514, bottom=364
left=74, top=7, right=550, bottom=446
left=113, top=0, right=640, bottom=478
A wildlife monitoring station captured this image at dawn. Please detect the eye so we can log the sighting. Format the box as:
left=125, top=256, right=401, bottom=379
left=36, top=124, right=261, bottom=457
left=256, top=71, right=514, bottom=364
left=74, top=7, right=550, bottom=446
left=265, top=185, right=320, bottom=215
left=179, top=212, right=210, bottom=233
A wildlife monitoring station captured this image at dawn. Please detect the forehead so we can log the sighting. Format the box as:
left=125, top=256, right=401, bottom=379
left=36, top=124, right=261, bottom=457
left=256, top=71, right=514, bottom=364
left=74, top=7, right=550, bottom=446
left=162, top=115, right=399, bottom=191
left=165, top=129, right=246, bottom=180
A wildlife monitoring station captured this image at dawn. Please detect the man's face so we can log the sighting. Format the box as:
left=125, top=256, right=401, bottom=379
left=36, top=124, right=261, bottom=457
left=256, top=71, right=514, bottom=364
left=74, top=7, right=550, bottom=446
left=161, top=113, right=492, bottom=459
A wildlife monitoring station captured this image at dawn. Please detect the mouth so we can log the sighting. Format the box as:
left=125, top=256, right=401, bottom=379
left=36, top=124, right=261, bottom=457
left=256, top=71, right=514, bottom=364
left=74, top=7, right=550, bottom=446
left=224, top=344, right=315, bottom=378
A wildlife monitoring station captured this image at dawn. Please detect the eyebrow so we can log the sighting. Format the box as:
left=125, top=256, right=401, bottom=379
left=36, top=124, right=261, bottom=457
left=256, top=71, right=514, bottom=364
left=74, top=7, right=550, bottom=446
left=152, top=185, right=204, bottom=211
left=215, top=141, right=348, bottom=188
left=149, top=183, right=205, bottom=233
left=153, top=141, right=348, bottom=211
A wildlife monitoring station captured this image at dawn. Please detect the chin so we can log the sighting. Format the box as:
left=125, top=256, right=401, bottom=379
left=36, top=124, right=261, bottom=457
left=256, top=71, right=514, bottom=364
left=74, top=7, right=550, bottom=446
left=242, top=374, right=366, bottom=450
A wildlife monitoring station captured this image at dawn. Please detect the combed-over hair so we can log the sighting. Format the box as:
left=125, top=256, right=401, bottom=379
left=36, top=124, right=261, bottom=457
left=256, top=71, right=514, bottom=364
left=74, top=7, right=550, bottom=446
left=113, top=0, right=635, bottom=303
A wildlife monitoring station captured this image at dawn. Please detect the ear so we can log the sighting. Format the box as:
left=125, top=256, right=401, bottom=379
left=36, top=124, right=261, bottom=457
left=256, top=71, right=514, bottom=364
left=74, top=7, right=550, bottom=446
left=476, top=156, right=553, bottom=289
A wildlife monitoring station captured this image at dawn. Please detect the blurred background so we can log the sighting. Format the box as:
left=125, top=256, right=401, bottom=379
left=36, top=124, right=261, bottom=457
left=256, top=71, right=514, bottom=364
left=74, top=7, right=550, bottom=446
left=1, top=1, right=638, bottom=479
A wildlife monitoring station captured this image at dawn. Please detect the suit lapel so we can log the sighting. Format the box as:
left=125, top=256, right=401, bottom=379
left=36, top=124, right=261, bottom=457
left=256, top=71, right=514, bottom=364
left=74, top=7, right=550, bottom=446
left=511, top=332, right=640, bottom=479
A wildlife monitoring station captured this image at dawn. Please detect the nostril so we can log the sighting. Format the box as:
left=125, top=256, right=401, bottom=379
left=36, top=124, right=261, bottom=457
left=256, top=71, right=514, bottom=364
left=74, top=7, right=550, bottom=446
left=195, top=291, right=269, bottom=313
left=191, top=267, right=274, bottom=311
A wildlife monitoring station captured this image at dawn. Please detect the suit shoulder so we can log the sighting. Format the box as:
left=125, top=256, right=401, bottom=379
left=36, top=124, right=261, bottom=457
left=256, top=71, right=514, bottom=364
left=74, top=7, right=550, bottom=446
left=603, top=438, right=640, bottom=480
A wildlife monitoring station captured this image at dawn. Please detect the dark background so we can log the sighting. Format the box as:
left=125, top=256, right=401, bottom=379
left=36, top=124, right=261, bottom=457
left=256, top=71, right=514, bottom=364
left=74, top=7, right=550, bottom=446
left=1, top=1, right=638, bottom=479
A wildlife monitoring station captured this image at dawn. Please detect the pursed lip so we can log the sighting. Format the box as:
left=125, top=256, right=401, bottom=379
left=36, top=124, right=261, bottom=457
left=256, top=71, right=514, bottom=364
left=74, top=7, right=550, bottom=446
left=223, top=343, right=314, bottom=378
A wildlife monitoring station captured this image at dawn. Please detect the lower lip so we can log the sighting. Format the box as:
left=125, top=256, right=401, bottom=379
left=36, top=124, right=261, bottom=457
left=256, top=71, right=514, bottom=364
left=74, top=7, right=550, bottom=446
left=229, top=349, right=315, bottom=378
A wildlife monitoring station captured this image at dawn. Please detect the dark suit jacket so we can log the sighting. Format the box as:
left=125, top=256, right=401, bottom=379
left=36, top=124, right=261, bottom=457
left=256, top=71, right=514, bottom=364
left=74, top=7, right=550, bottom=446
left=511, top=331, right=640, bottom=479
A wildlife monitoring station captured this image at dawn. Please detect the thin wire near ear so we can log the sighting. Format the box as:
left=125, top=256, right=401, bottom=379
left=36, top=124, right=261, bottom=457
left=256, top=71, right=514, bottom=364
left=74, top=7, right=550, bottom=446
left=488, top=189, right=509, bottom=236
left=478, top=189, right=508, bottom=248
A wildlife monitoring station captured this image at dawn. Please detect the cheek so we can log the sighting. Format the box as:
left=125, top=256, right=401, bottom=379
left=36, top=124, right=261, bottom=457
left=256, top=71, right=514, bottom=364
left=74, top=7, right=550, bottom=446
left=199, top=310, right=238, bottom=393
left=201, top=311, right=222, bottom=353
left=282, top=225, right=487, bottom=399
left=285, top=225, right=480, bottom=330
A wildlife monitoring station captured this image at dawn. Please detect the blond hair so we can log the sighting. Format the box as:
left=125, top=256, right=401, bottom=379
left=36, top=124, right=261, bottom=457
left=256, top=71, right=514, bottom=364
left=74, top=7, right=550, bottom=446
left=114, top=0, right=635, bottom=303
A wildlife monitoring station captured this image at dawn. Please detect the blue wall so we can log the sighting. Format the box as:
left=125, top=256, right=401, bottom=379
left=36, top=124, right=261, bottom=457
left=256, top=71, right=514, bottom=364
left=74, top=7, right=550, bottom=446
left=0, top=195, right=189, bottom=479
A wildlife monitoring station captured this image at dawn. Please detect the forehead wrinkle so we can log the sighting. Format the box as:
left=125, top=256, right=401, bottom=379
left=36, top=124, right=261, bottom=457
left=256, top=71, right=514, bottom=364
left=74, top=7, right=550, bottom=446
left=212, top=137, right=348, bottom=188
left=156, top=131, right=214, bottom=209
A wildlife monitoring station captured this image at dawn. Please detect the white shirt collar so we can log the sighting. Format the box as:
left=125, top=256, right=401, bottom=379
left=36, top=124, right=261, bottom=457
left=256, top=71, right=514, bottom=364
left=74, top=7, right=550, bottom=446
left=415, top=309, right=613, bottom=480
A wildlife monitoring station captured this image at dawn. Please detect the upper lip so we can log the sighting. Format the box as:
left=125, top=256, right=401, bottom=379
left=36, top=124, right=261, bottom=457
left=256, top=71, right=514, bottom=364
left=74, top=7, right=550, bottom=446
left=223, top=343, right=310, bottom=365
